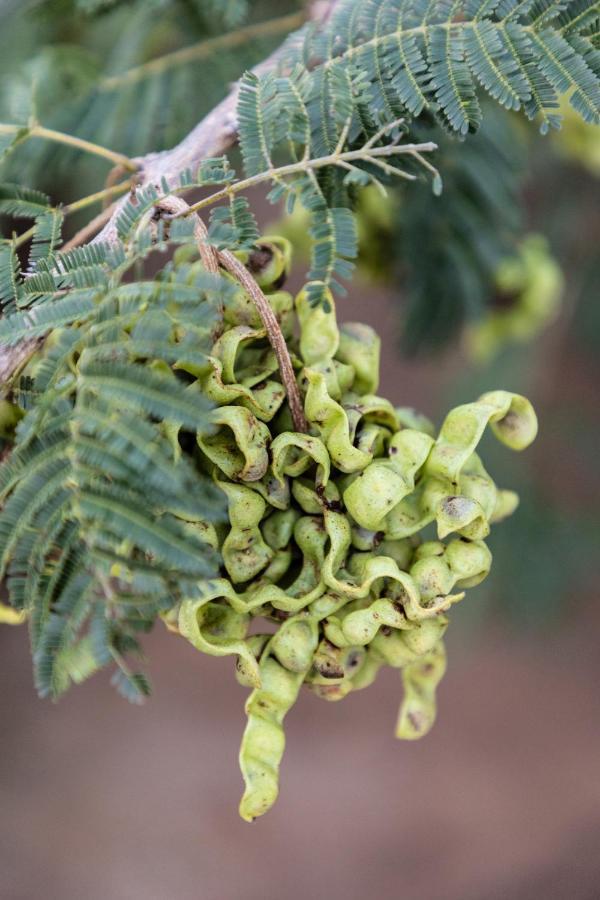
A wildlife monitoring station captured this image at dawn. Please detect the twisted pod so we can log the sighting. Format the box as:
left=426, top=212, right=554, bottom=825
left=166, top=237, right=538, bottom=821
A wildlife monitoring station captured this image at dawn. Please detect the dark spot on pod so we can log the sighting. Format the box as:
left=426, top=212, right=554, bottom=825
left=247, top=244, right=274, bottom=274
left=315, top=660, right=345, bottom=679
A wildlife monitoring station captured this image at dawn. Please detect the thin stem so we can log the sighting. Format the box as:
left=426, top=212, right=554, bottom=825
left=156, top=196, right=219, bottom=274
left=174, top=137, right=439, bottom=219
left=154, top=197, right=306, bottom=433
left=64, top=181, right=131, bottom=215
left=12, top=224, right=36, bottom=249
left=0, top=123, right=138, bottom=171
left=100, top=12, right=306, bottom=90
left=11, top=181, right=131, bottom=250
left=218, top=249, right=307, bottom=433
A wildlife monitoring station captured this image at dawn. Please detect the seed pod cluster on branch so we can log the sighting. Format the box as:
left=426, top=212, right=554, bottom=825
left=167, top=237, right=538, bottom=821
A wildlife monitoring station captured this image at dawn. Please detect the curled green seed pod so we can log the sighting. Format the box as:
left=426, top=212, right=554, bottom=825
left=197, top=406, right=270, bottom=482
left=426, top=391, right=538, bottom=485
left=179, top=597, right=260, bottom=687
left=371, top=616, right=448, bottom=668
left=235, top=634, right=271, bottom=688
left=270, top=432, right=330, bottom=489
left=200, top=326, right=285, bottom=422
left=306, top=642, right=366, bottom=701
left=491, top=488, right=519, bottom=522
left=223, top=283, right=294, bottom=332
left=303, top=369, right=373, bottom=472
left=239, top=615, right=318, bottom=822
left=296, top=287, right=339, bottom=364
left=396, top=641, right=447, bottom=740
left=324, top=595, right=410, bottom=647
left=165, top=239, right=539, bottom=821
left=218, top=481, right=273, bottom=583
left=271, top=613, right=319, bottom=673
left=262, top=508, right=300, bottom=550
left=336, top=322, right=380, bottom=394
left=344, top=429, right=434, bottom=531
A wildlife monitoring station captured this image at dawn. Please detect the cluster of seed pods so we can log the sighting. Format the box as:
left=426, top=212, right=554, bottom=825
left=172, top=241, right=538, bottom=821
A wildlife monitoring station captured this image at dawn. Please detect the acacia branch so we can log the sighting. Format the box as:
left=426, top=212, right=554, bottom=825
left=0, top=0, right=340, bottom=393
left=91, top=0, right=337, bottom=247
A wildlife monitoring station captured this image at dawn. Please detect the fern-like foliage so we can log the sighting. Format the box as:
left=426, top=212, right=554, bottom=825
left=0, top=229, right=226, bottom=700
left=296, top=0, right=600, bottom=134
left=222, top=0, right=599, bottom=301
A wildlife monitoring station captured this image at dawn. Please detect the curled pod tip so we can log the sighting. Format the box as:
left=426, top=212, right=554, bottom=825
left=396, top=641, right=447, bottom=740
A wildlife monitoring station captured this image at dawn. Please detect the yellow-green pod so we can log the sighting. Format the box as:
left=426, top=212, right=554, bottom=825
left=239, top=614, right=318, bottom=821
left=343, top=649, right=382, bottom=692
left=303, top=370, right=372, bottom=473
left=426, top=391, right=537, bottom=484
left=344, top=426, right=432, bottom=532
left=295, top=287, right=339, bottom=364
left=271, top=614, right=319, bottom=673
left=299, top=358, right=352, bottom=402
left=490, top=488, right=519, bottom=522
left=395, top=407, right=436, bottom=436
left=396, top=641, right=447, bottom=740
left=435, top=495, right=489, bottom=541
left=324, top=596, right=409, bottom=647
left=261, top=546, right=293, bottom=583
left=336, top=322, right=381, bottom=395
left=218, top=482, right=273, bottom=584
left=288, top=479, right=316, bottom=514
left=445, top=538, right=492, bottom=588
left=262, top=508, right=300, bottom=550
left=270, top=432, right=330, bottom=489
left=250, top=470, right=291, bottom=511
left=399, top=617, right=449, bottom=656
left=238, top=657, right=302, bottom=821
left=235, top=635, right=271, bottom=688
left=198, top=326, right=285, bottom=422
left=355, top=423, right=391, bottom=460
left=370, top=616, right=448, bottom=668
left=344, top=461, right=407, bottom=531
left=278, top=515, right=328, bottom=610
left=178, top=597, right=260, bottom=687
left=345, top=393, right=399, bottom=436
left=306, top=642, right=366, bottom=701
left=197, top=406, right=270, bottom=482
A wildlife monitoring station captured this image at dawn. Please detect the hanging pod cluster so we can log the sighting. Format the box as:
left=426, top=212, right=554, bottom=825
left=168, top=237, right=539, bottom=822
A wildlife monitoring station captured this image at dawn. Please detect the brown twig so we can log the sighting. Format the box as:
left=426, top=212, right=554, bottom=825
left=155, top=197, right=307, bottom=433
left=91, top=2, right=335, bottom=248
left=217, top=249, right=307, bottom=433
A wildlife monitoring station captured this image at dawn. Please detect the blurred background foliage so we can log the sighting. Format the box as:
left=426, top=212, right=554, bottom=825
left=0, top=0, right=598, bottom=631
